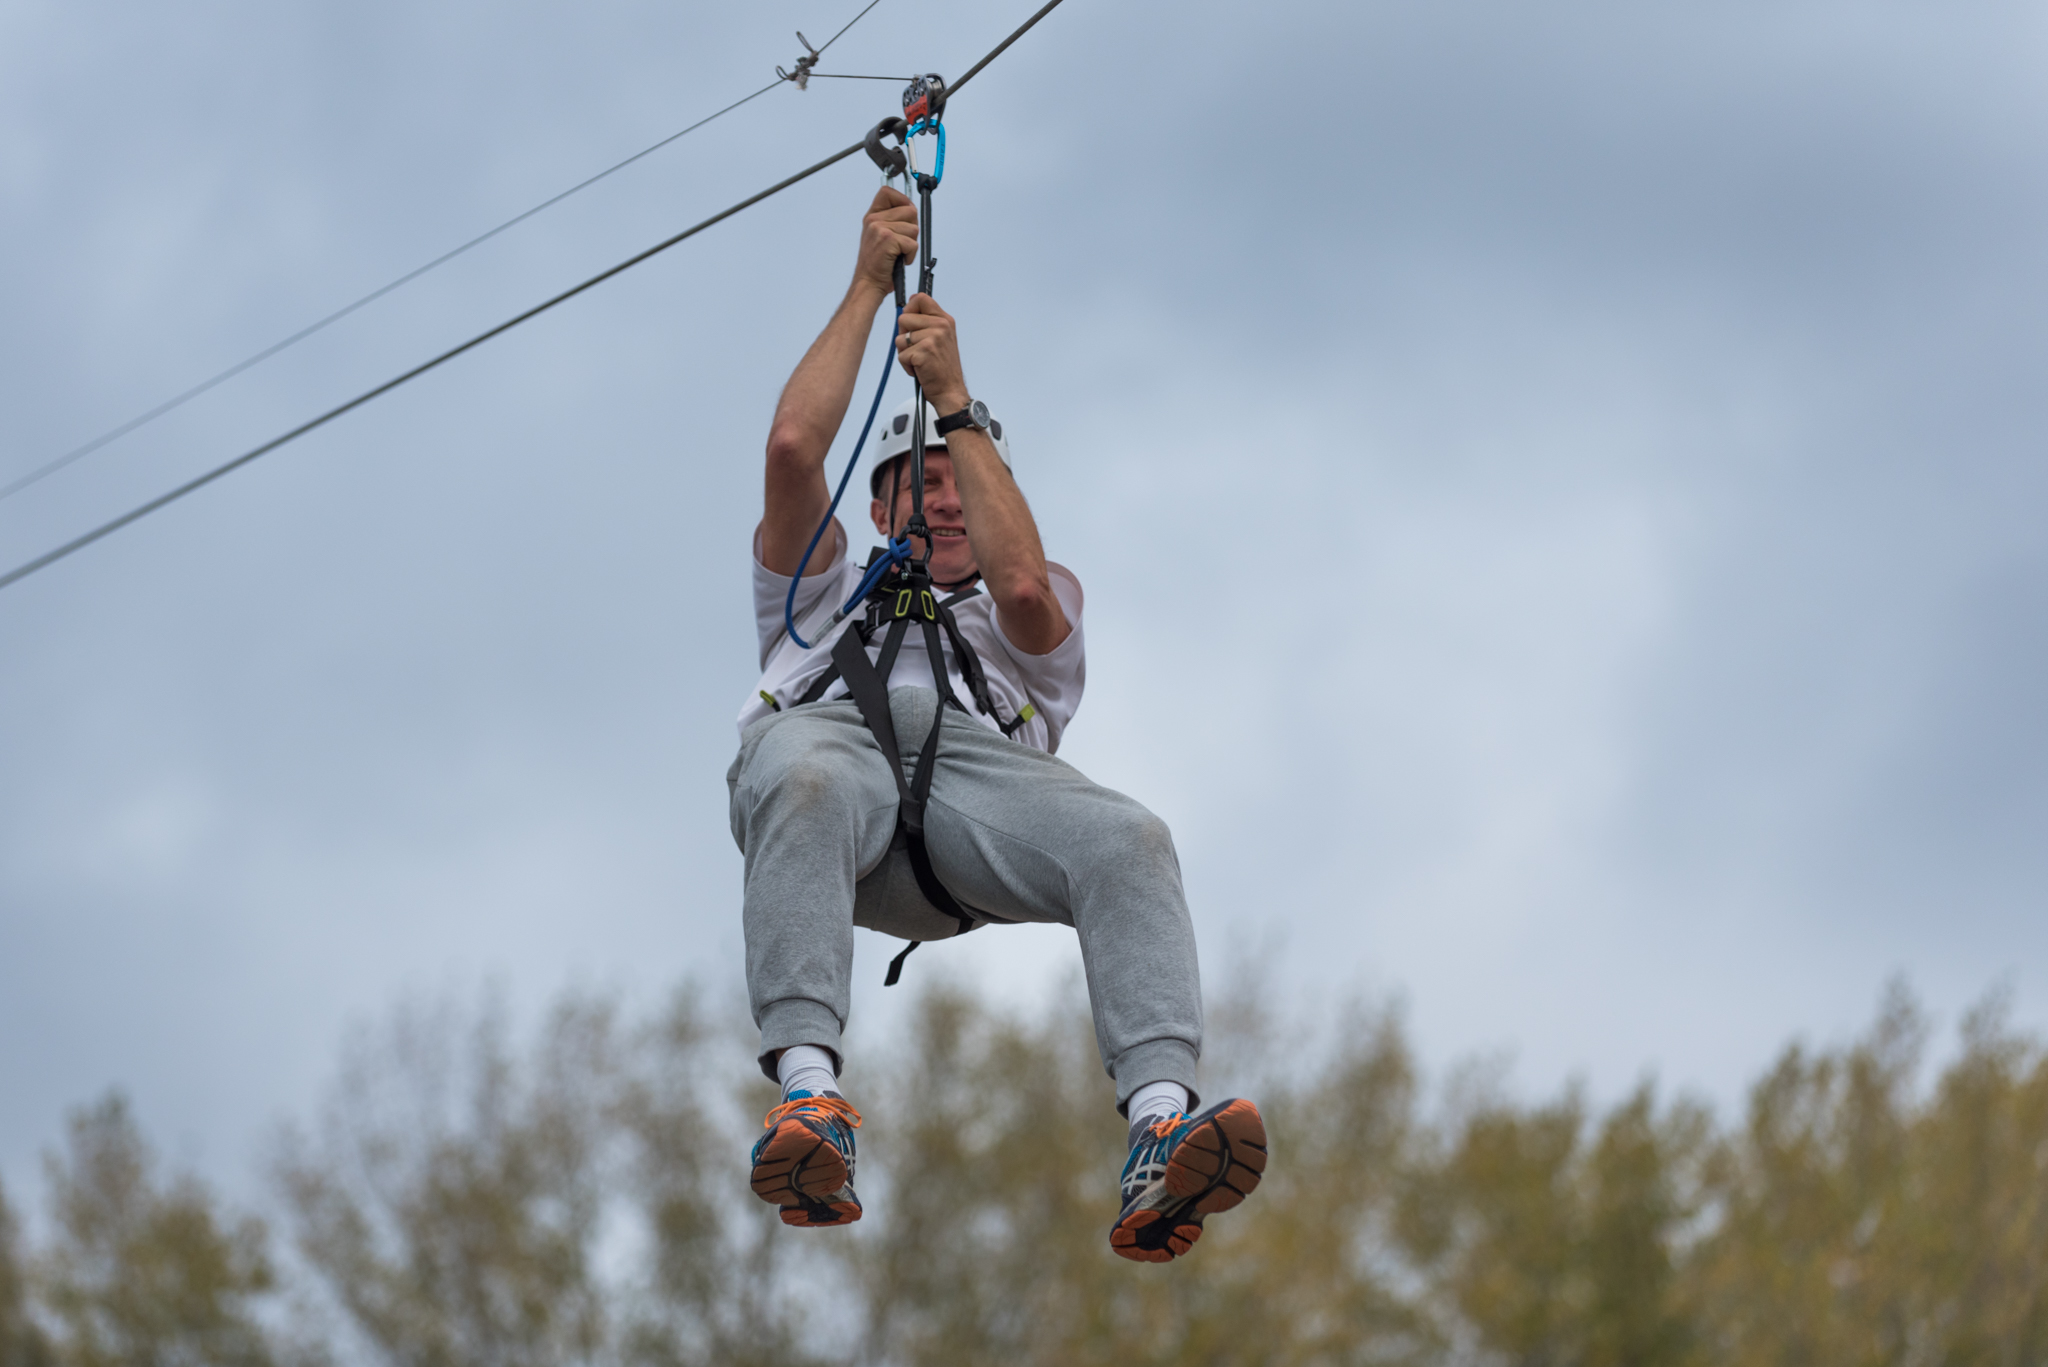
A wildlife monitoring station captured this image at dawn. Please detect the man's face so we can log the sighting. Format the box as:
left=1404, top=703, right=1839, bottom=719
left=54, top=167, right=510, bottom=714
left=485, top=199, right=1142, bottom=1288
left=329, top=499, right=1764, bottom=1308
left=870, top=450, right=978, bottom=585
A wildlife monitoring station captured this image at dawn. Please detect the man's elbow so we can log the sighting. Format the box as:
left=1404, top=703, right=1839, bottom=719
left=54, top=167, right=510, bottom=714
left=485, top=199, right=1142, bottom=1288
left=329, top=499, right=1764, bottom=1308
left=996, top=574, right=1054, bottom=615
left=764, top=426, right=812, bottom=478
left=997, top=577, right=1069, bottom=650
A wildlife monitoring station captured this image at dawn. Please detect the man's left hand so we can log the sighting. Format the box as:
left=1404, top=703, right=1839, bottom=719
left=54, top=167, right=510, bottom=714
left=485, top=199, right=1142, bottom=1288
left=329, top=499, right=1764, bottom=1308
left=895, top=294, right=968, bottom=411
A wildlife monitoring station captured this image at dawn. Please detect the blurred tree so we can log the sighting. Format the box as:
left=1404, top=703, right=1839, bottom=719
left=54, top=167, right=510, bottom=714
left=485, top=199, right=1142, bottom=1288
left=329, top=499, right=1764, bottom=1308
left=1898, top=993, right=2048, bottom=1357
left=15, top=975, right=2048, bottom=1366
left=1, top=1178, right=55, bottom=1367
left=612, top=990, right=826, bottom=1367
left=1576, top=1089, right=1710, bottom=1367
left=1687, top=983, right=1925, bottom=1363
left=275, top=986, right=823, bottom=1367
left=36, top=1094, right=276, bottom=1367
left=839, top=983, right=1431, bottom=1367
left=1397, top=1081, right=1708, bottom=1367
left=1218, top=1004, right=1438, bottom=1365
left=839, top=986, right=1138, bottom=1367
left=1689, top=984, right=2048, bottom=1364
left=276, top=993, right=623, bottom=1367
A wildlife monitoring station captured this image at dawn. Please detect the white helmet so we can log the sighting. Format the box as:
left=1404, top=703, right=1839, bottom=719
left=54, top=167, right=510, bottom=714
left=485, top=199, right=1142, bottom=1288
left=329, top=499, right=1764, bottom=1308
left=862, top=398, right=1012, bottom=498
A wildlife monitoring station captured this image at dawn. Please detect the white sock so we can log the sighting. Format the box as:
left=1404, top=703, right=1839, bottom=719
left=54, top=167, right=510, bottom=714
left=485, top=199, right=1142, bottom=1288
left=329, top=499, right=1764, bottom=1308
left=1126, top=1080, right=1189, bottom=1135
left=777, top=1044, right=840, bottom=1100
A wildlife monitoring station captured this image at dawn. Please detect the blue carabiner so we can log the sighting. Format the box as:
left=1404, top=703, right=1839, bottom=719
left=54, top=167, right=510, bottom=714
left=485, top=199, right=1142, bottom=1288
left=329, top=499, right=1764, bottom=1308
left=906, top=118, right=945, bottom=191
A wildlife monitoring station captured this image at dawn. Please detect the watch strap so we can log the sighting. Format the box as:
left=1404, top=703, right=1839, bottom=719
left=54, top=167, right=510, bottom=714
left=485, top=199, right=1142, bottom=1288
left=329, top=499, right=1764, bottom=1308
left=934, top=405, right=980, bottom=437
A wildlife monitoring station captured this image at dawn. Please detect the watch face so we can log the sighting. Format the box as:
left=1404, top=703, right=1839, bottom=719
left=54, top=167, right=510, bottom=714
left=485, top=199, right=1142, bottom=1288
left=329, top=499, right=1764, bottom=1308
left=969, top=399, right=990, bottom=428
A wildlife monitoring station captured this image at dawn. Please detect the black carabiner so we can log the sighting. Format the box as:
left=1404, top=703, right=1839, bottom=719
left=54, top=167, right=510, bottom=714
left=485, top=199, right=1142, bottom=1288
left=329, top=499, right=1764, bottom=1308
left=864, top=116, right=907, bottom=180
left=864, top=117, right=910, bottom=306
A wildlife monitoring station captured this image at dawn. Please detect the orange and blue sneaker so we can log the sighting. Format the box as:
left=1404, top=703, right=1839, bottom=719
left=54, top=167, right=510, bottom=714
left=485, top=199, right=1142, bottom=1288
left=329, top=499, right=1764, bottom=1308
left=749, top=1090, right=863, bottom=1227
left=1110, top=1098, right=1268, bottom=1262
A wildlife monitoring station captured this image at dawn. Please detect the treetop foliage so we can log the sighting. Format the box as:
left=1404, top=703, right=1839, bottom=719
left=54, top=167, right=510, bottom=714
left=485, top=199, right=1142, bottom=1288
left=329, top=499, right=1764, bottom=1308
left=5, top=979, right=2047, bottom=1366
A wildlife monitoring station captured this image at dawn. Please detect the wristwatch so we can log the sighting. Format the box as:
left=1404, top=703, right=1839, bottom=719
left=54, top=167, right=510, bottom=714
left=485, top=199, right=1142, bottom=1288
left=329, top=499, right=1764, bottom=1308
left=934, top=399, right=992, bottom=437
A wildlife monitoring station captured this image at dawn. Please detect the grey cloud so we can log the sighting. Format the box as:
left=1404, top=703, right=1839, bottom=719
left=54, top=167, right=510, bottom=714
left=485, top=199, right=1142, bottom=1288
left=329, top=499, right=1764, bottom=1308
left=3, top=0, right=2045, bottom=1196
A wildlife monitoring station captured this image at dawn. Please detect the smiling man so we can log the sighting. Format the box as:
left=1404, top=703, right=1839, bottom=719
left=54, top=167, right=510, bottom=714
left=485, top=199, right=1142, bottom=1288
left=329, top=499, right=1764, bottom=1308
left=725, top=187, right=1266, bottom=1261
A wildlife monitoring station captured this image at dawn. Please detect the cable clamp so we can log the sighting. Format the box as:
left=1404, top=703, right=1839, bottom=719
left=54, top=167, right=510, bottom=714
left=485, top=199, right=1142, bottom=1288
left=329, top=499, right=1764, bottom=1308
left=777, top=31, right=822, bottom=90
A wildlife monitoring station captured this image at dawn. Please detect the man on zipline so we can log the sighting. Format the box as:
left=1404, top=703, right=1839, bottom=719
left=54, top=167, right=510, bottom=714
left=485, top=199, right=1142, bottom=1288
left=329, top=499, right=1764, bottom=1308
left=726, top=185, right=1266, bottom=1261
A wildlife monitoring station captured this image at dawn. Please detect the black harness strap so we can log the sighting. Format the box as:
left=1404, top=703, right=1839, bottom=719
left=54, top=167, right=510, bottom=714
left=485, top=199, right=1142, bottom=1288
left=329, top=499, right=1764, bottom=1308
left=789, top=574, right=1032, bottom=984
left=830, top=575, right=990, bottom=985
left=791, top=576, right=1029, bottom=727
left=794, top=667, right=841, bottom=707
left=928, top=591, right=1035, bottom=737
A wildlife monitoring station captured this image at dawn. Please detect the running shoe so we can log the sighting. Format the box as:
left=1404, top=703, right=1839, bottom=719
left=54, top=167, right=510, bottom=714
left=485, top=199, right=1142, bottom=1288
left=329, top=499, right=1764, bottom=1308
left=750, top=1090, right=863, bottom=1227
left=1109, top=1098, right=1268, bottom=1262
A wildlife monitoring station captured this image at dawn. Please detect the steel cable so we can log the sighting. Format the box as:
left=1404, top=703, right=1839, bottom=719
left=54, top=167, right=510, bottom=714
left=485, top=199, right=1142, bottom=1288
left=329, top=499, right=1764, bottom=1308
left=0, top=0, right=1069, bottom=593
left=1, top=0, right=890, bottom=506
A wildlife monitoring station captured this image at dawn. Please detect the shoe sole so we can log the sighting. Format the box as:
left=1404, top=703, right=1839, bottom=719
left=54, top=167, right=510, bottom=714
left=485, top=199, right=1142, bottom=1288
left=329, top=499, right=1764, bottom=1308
left=750, top=1118, right=851, bottom=1209
left=1164, top=1098, right=1268, bottom=1215
left=779, top=1193, right=863, bottom=1227
left=1110, top=1100, right=1269, bottom=1263
left=1109, top=1206, right=1204, bottom=1262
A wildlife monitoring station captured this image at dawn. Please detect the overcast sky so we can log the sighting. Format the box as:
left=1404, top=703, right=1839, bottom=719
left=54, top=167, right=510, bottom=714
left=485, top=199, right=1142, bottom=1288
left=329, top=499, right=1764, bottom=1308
left=4, top=0, right=2046, bottom=1198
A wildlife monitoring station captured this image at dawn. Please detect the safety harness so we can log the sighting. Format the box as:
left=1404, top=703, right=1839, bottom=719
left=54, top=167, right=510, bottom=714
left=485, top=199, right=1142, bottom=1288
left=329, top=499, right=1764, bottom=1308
left=778, top=74, right=1022, bottom=987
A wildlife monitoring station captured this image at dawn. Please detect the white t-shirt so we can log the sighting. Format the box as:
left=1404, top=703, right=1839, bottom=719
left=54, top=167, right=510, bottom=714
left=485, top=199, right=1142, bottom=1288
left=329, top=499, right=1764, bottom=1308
left=740, top=527, right=1086, bottom=754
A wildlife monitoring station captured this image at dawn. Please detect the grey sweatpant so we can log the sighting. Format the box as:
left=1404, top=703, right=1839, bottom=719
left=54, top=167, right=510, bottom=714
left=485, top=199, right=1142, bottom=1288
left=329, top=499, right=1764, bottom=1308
left=727, top=687, right=1202, bottom=1112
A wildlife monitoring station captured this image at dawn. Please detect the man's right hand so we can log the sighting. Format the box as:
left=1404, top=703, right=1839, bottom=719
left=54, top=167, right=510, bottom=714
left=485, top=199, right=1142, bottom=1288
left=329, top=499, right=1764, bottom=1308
left=855, top=187, right=918, bottom=299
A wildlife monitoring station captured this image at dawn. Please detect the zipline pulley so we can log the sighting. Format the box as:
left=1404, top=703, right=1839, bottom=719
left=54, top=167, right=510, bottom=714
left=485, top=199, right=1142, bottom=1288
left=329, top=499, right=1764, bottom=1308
left=901, top=73, right=947, bottom=129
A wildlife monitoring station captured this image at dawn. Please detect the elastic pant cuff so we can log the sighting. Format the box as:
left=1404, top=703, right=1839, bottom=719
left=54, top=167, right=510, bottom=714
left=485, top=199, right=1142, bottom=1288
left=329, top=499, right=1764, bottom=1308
left=1110, top=1037, right=1201, bottom=1118
left=756, top=997, right=845, bottom=1085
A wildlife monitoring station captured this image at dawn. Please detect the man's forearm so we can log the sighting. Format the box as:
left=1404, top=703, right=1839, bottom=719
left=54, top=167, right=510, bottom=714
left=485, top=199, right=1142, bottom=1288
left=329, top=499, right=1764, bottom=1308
left=947, top=427, right=1070, bottom=654
left=903, top=304, right=1069, bottom=653
left=760, top=282, right=888, bottom=575
left=769, top=282, right=889, bottom=464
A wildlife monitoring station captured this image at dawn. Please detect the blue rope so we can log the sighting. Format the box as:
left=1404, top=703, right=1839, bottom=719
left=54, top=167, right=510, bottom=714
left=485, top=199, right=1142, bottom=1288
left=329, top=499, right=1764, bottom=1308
left=841, top=531, right=912, bottom=614
left=784, top=305, right=903, bottom=649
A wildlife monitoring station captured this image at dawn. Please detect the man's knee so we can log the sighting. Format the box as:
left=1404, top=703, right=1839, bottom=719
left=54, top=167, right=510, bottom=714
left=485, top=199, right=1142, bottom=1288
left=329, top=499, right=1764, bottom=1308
left=1081, top=795, right=1180, bottom=879
left=751, top=746, right=867, bottom=825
